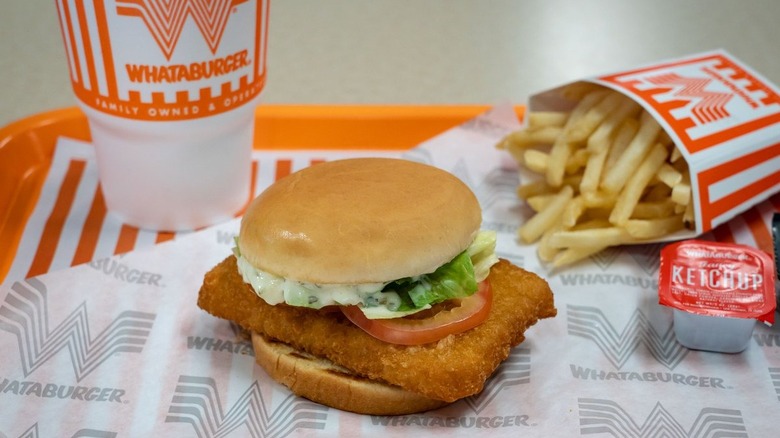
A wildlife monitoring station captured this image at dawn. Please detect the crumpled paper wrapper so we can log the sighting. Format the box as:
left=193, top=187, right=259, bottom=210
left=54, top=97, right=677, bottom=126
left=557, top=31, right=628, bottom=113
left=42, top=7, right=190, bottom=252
left=1, top=104, right=778, bottom=437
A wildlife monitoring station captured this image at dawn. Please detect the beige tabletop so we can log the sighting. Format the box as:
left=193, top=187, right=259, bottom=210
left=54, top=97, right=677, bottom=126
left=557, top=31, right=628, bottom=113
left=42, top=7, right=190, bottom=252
left=2, top=0, right=780, bottom=126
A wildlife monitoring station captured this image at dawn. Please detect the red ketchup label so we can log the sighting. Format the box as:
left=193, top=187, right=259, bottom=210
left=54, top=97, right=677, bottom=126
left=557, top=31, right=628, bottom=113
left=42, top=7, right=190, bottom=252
left=659, top=240, right=776, bottom=324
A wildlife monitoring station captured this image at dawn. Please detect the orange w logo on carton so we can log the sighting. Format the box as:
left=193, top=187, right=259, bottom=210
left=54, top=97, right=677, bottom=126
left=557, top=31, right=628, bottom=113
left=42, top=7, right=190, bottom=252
left=595, top=51, right=780, bottom=233
left=116, top=0, right=249, bottom=60
left=598, top=52, right=780, bottom=154
left=644, top=73, right=732, bottom=124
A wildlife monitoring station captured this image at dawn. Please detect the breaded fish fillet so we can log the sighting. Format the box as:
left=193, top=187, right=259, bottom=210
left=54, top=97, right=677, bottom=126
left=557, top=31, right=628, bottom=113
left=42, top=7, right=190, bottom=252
left=198, top=257, right=556, bottom=402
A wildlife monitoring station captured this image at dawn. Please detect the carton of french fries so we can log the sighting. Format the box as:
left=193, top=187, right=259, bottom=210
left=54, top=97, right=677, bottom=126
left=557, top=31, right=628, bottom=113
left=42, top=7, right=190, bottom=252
left=498, top=50, right=780, bottom=268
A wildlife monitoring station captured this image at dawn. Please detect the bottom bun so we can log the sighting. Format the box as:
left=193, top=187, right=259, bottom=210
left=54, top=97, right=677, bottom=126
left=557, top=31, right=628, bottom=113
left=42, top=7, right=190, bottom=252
left=251, top=332, right=450, bottom=415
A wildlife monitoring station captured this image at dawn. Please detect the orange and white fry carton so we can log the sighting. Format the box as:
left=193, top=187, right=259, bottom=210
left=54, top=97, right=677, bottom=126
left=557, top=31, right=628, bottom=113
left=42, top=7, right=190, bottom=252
left=527, top=50, right=780, bottom=238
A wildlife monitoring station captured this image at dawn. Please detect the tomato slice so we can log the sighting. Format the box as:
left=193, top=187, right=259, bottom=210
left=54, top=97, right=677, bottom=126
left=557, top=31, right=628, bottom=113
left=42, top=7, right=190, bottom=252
left=341, top=280, right=492, bottom=345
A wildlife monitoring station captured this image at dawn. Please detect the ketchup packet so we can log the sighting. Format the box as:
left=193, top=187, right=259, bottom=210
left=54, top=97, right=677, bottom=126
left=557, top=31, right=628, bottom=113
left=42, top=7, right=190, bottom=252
left=659, top=240, right=776, bottom=324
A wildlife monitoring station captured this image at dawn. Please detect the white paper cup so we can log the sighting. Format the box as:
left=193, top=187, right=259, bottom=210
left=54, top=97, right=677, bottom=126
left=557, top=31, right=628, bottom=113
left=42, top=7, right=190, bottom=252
left=86, top=107, right=254, bottom=231
left=56, top=0, right=269, bottom=231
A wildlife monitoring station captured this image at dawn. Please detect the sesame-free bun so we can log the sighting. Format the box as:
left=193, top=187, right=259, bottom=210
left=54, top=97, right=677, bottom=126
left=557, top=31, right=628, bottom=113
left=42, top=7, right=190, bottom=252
left=238, top=158, right=481, bottom=284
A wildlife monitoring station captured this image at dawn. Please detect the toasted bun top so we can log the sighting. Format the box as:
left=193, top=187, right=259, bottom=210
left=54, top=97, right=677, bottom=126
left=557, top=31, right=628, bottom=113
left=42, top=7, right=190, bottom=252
left=238, top=158, right=481, bottom=283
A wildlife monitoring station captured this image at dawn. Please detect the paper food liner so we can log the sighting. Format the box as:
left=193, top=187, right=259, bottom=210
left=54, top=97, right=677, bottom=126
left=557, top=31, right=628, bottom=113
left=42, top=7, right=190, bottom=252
left=1, top=100, right=779, bottom=436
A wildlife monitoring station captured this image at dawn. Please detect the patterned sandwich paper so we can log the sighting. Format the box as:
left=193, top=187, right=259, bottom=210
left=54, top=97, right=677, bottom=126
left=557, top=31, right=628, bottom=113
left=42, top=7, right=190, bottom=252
left=1, top=103, right=779, bottom=437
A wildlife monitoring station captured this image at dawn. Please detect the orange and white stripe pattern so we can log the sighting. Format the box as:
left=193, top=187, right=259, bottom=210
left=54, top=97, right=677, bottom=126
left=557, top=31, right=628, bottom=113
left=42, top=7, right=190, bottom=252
left=55, top=0, right=269, bottom=121
left=2, top=138, right=399, bottom=286
left=114, top=0, right=250, bottom=61
left=708, top=193, right=780, bottom=258
left=596, top=51, right=780, bottom=233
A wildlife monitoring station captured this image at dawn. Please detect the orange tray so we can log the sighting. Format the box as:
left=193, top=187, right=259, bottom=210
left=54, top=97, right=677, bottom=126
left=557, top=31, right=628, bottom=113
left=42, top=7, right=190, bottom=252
left=0, top=104, right=524, bottom=282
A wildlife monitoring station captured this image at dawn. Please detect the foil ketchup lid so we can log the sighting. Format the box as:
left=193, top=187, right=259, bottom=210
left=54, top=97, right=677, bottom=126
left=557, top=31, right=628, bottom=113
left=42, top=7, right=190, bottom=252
left=659, top=240, right=776, bottom=325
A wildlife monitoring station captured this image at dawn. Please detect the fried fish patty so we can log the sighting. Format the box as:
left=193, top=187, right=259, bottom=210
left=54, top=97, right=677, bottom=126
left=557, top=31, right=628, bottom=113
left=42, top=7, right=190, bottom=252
left=197, top=257, right=556, bottom=402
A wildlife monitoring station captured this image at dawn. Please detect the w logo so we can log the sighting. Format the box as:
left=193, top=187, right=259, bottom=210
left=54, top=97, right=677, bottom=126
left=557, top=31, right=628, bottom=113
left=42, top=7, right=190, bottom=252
left=10, top=424, right=117, bottom=438
left=578, top=398, right=747, bottom=437
left=588, top=247, right=622, bottom=271
left=0, top=278, right=156, bottom=382
left=165, top=375, right=329, bottom=437
left=463, top=348, right=530, bottom=414
left=625, top=243, right=663, bottom=276
left=567, top=305, right=688, bottom=370
left=646, top=73, right=732, bottom=125
left=116, top=0, right=249, bottom=60
left=770, top=367, right=780, bottom=401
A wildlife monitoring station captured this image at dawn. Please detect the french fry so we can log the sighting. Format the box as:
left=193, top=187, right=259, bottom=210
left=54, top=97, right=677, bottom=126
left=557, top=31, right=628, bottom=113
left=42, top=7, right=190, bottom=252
left=565, top=148, right=589, bottom=175
left=572, top=218, right=613, bottom=230
left=643, top=183, right=673, bottom=202
left=562, top=174, right=584, bottom=190
left=518, top=185, right=574, bottom=243
left=624, top=215, right=685, bottom=239
left=526, top=194, right=556, bottom=213
left=683, top=202, right=695, bottom=227
left=581, top=207, right=613, bottom=222
left=604, top=118, right=639, bottom=171
left=501, top=126, right=562, bottom=149
left=516, top=180, right=554, bottom=200
left=631, top=200, right=676, bottom=219
left=562, top=196, right=586, bottom=228
left=497, top=84, right=697, bottom=268
left=579, top=148, right=607, bottom=194
left=609, top=142, right=670, bottom=226
left=579, top=100, right=642, bottom=195
left=532, top=126, right=565, bottom=144
left=568, top=92, right=628, bottom=143
left=670, top=146, right=684, bottom=163
left=547, top=226, right=634, bottom=249
left=585, top=98, right=640, bottom=153
left=671, top=180, right=692, bottom=206
left=546, top=90, right=609, bottom=186
left=545, top=138, right=574, bottom=187
left=581, top=191, right=616, bottom=208
left=552, top=245, right=610, bottom=269
left=496, top=124, right=563, bottom=165
left=527, top=111, right=568, bottom=129
left=537, top=222, right=565, bottom=263
left=497, top=130, right=532, bottom=152
left=524, top=149, right=549, bottom=174
left=656, top=163, right=683, bottom=188
left=497, top=141, right=526, bottom=164
left=600, top=111, right=663, bottom=194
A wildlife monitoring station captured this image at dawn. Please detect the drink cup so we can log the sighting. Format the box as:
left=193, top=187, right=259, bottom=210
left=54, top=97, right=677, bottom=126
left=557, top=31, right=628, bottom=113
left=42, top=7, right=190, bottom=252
left=55, top=0, right=269, bottom=231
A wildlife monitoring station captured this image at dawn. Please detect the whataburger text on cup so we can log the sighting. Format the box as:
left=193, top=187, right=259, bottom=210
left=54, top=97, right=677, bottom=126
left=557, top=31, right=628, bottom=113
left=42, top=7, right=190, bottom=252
left=56, top=0, right=270, bottom=231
